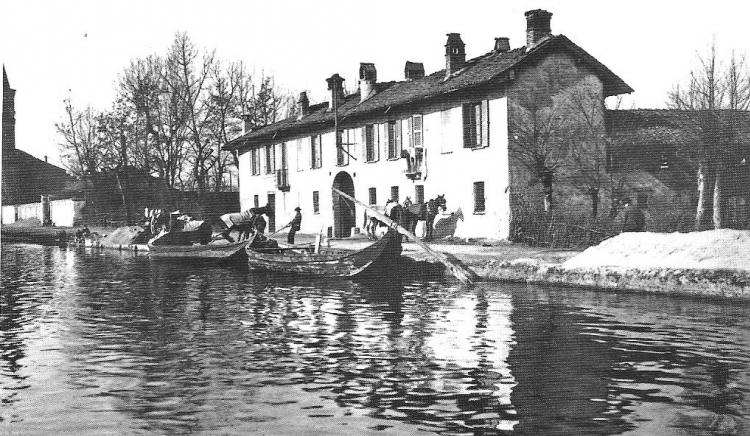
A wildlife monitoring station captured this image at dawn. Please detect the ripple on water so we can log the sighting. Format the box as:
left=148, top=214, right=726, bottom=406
left=1, top=243, right=749, bottom=435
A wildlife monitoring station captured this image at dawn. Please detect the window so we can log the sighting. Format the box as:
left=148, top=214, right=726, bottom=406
left=387, top=120, right=402, bottom=159
left=440, top=109, right=453, bottom=153
left=415, top=185, right=424, bottom=204
left=296, top=139, right=304, bottom=172
left=410, top=114, right=423, bottom=148
left=251, top=148, right=261, bottom=175
left=364, top=124, right=379, bottom=162
left=264, top=145, right=276, bottom=174
left=390, top=186, right=399, bottom=203
left=280, top=143, right=288, bottom=170
left=463, top=101, right=489, bottom=148
left=473, top=181, right=485, bottom=213
left=368, top=187, right=377, bottom=205
left=311, top=135, right=322, bottom=169
left=312, top=191, right=320, bottom=214
left=253, top=195, right=259, bottom=208
left=336, top=130, right=350, bottom=166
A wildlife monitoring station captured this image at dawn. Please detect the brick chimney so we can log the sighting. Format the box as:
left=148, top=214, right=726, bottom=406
left=494, top=37, right=510, bottom=53
left=326, top=74, right=345, bottom=111
left=404, top=61, right=425, bottom=81
left=445, top=33, right=465, bottom=78
left=359, top=63, right=377, bottom=102
left=241, top=114, right=252, bottom=135
left=525, top=9, right=552, bottom=49
left=297, top=92, right=309, bottom=119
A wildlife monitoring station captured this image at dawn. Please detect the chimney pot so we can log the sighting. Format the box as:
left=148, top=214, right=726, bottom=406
left=297, top=92, right=310, bottom=119
left=358, top=63, right=377, bottom=102
left=404, top=61, right=425, bottom=81
left=445, top=33, right=466, bottom=78
left=241, top=114, right=252, bottom=135
left=525, top=9, right=552, bottom=49
left=326, top=74, right=346, bottom=111
left=494, top=37, right=510, bottom=53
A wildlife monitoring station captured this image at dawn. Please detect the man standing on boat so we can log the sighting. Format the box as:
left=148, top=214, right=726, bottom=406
left=287, top=207, right=302, bottom=244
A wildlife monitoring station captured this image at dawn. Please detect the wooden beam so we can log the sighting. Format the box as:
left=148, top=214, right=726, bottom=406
left=332, top=187, right=475, bottom=285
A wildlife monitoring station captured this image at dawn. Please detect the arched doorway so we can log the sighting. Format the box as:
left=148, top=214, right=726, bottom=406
left=332, top=171, right=355, bottom=238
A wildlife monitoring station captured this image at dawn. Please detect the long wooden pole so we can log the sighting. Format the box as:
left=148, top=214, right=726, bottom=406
left=332, top=188, right=474, bottom=285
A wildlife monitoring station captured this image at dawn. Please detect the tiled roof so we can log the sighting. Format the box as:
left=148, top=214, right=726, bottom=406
left=607, top=109, right=750, bottom=133
left=226, top=35, right=633, bottom=152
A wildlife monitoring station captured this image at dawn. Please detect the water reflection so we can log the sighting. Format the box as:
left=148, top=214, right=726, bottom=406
left=1, top=243, right=749, bottom=435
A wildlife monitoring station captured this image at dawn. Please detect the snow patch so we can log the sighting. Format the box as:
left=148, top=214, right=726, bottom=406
left=562, top=229, right=750, bottom=272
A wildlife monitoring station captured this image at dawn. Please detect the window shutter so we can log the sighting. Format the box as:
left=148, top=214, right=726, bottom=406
left=395, top=119, right=402, bottom=155
left=481, top=100, right=490, bottom=147
left=376, top=124, right=382, bottom=161
left=413, top=115, right=423, bottom=148
left=362, top=126, right=368, bottom=160
left=462, top=104, right=472, bottom=147
left=406, top=117, right=413, bottom=148
left=309, top=137, right=314, bottom=169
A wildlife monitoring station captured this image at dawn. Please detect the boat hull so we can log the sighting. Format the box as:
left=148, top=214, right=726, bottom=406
left=245, top=231, right=402, bottom=278
left=147, top=239, right=250, bottom=259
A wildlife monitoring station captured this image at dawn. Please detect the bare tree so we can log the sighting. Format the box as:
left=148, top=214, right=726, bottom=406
left=164, top=32, right=216, bottom=194
left=56, top=98, right=103, bottom=176
left=667, top=40, right=750, bottom=230
left=560, top=76, right=609, bottom=216
left=508, top=60, right=575, bottom=213
left=119, top=55, right=189, bottom=190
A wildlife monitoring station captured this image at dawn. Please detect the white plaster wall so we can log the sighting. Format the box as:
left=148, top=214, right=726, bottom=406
left=17, top=203, right=42, bottom=221
left=49, top=199, right=75, bottom=227
left=423, top=97, right=511, bottom=239
left=237, top=96, right=511, bottom=239
left=2, top=206, right=16, bottom=224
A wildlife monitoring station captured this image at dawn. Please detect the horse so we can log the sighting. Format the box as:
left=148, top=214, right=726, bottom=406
left=219, top=205, right=271, bottom=242
left=431, top=207, right=464, bottom=239
left=401, top=194, right=446, bottom=240
left=362, top=200, right=404, bottom=240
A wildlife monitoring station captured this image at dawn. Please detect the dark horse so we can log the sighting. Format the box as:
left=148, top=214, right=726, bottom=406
left=363, top=200, right=404, bottom=240
left=401, top=195, right=446, bottom=240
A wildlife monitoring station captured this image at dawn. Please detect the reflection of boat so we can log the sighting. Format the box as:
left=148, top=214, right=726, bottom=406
left=245, top=230, right=402, bottom=278
left=147, top=217, right=249, bottom=259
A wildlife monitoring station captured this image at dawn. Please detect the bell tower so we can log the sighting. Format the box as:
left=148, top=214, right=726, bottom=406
left=3, top=66, right=16, bottom=151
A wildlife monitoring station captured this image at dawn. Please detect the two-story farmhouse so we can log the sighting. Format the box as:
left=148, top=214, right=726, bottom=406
left=224, top=10, right=632, bottom=239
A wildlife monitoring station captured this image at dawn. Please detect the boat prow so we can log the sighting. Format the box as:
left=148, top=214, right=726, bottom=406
left=244, top=230, right=402, bottom=278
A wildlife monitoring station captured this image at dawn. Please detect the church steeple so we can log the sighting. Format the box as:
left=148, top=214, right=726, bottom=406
left=3, top=65, right=17, bottom=151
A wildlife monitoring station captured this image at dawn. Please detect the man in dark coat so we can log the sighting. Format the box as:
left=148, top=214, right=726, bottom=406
left=287, top=207, right=302, bottom=244
left=621, top=198, right=646, bottom=232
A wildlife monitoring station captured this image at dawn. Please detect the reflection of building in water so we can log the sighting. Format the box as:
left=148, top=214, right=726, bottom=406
left=425, top=289, right=519, bottom=429
left=508, top=289, right=625, bottom=434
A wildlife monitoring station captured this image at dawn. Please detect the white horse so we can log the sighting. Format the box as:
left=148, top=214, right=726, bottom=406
left=431, top=207, right=465, bottom=239
left=363, top=205, right=387, bottom=240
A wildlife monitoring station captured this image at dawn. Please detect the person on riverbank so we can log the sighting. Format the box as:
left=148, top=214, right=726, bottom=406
left=286, top=207, right=302, bottom=244
left=621, top=198, right=646, bottom=232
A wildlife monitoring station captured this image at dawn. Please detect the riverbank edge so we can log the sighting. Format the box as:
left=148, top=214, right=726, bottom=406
left=4, top=225, right=749, bottom=300
left=465, top=259, right=750, bottom=300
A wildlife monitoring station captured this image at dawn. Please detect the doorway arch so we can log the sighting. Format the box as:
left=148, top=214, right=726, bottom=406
left=332, top=171, right=355, bottom=238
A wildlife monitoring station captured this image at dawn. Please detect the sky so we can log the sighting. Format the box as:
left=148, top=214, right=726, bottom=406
left=2, top=0, right=750, bottom=167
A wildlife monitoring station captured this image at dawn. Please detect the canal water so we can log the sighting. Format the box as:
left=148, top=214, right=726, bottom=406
left=2, top=243, right=749, bottom=436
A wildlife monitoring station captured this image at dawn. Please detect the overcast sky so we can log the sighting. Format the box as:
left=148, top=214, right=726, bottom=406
left=2, top=0, right=749, bottom=167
